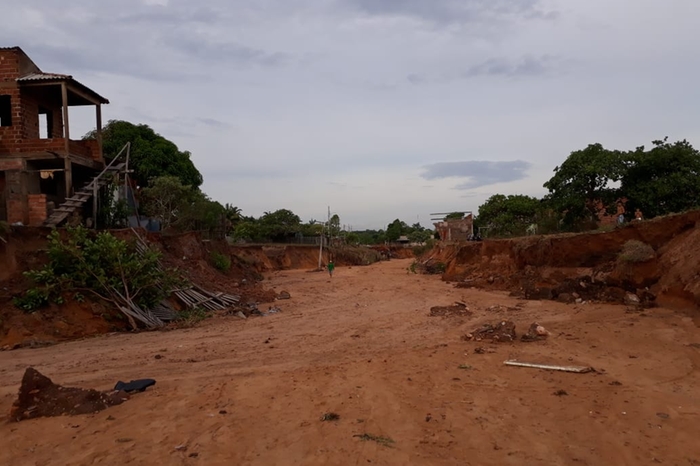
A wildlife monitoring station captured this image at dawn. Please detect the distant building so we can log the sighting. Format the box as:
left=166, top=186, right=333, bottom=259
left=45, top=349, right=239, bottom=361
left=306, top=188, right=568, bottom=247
left=434, top=215, right=474, bottom=241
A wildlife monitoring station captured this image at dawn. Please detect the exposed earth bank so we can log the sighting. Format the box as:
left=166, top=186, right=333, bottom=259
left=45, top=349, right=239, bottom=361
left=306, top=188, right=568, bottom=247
left=422, top=210, right=700, bottom=316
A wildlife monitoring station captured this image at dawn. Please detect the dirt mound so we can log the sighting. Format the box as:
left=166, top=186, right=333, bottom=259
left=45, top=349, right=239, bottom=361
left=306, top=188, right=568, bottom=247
left=10, top=368, right=128, bottom=422
left=463, top=320, right=517, bottom=342
left=428, top=302, right=471, bottom=317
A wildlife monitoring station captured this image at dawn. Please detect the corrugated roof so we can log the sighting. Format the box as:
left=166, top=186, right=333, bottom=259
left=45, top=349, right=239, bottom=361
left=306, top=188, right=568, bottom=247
left=16, top=72, right=109, bottom=104
left=17, top=72, right=72, bottom=82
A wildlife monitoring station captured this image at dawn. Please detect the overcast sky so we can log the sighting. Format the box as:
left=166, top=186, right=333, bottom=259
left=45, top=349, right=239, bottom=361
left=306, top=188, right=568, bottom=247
left=2, top=0, right=699, bottom=229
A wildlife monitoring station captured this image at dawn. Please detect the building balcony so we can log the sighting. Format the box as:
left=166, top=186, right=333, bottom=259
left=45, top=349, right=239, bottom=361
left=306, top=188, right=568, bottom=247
left=0, top=138, right=103, bottom=168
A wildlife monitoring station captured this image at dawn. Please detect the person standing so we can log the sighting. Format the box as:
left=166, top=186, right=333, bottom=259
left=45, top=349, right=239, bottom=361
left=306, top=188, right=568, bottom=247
left=327, top=260, right=335, bottom=278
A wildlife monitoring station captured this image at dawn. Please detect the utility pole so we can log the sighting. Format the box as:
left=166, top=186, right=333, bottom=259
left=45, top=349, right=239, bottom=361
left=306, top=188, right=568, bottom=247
left=318, top=221, right=325, bottom=270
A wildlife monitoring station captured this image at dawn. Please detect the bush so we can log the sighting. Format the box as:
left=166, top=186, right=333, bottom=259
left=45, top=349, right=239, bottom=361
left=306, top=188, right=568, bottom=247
left=211, top=251, right=231, bottom=272
left=618, top=240, right=655, bottom=263
left=13, top=226, right=182, bottom=312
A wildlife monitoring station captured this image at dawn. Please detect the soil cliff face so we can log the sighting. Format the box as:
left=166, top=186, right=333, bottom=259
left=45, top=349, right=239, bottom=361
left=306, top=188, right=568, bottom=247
left=423, top=210, right=700, bottom=311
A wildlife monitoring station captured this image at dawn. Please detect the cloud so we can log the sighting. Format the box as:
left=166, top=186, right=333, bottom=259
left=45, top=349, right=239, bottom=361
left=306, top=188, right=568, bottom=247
left=462, top=55, right=558, bottom=78
left=344, top=0, right=557, bottom=25
left=421, top=161, right=531, bottom=189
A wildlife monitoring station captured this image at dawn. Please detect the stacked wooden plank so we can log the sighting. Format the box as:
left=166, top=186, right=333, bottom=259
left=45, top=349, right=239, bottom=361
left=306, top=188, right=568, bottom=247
left=170, top=284, right=240, bottom=311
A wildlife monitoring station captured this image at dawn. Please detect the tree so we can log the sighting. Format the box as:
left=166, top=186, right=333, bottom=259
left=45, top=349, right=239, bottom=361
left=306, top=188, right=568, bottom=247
left=328, top=214, right=341, bottom=239
left=345, top=232, right=360, bottom=245
left=475, top=194, right=540, bottom=237
left=140, top=176, right=225, bottom=233
left=385, top=219, right=409, bottom=242
left=621, top=138, right=700, bottom=218
left=140, top=176, right=195, bottom=230
left=258, top=209, right=302, bottom=242
left=543, top=143, right=625, bottom=227
left=84, top=120, right=203, bottom=189
left=444, top=212, right=464, bottom=220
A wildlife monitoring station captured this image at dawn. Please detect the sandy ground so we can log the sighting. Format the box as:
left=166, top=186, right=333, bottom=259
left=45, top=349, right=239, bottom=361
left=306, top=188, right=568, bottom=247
left=1, top=259, right=700, bottom=465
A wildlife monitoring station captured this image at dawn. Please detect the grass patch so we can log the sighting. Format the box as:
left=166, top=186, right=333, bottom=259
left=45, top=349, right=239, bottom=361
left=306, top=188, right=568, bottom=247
left=618, top=240, right=655, bottom=263
left=211, top=251, right=232, bottom=272
left=353, top=433, right=395, bottom=447
left=176, top=307, right=208, bottom=327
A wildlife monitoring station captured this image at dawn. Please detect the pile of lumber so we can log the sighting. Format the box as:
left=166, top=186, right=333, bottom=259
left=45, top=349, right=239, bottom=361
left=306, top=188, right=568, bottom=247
left=118, top=229, right=241, bottom=328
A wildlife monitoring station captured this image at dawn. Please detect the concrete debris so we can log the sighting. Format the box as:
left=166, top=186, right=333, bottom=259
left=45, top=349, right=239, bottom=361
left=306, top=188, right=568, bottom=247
left=521, top=322, right=550, bottom=342
left=624, top=293, right=641, bottom=306
left=463, top=321, right=516, bottom=342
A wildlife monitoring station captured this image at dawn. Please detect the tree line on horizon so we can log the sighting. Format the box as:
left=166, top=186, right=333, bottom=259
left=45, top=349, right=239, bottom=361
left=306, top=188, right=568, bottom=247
left=86, top=121, right=700, bottom=242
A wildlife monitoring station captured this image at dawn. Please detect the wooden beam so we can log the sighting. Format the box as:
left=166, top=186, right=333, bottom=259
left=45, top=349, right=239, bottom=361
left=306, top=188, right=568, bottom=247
left=96, top=104, right=103, bottom=159
left=61, top=82, right=72, bottom=197
left=66, top=82, right=103, bottom=106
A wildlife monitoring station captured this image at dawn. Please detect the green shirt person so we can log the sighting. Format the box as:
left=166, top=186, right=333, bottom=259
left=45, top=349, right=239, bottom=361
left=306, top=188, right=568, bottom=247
left=327, top=260, right=335, bottom=277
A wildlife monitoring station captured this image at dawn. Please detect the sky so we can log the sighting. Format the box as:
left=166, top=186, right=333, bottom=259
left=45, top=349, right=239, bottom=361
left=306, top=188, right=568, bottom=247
left=2, top=0, right=699, bottom=229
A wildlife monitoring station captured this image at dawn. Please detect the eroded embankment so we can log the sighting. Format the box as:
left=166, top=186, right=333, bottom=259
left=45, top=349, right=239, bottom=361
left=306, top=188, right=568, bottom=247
left=0, top=230, right=388, bottom=348
left=228, top=244, right=386, bottom=272
left=422, top=210, right=700, bottom=311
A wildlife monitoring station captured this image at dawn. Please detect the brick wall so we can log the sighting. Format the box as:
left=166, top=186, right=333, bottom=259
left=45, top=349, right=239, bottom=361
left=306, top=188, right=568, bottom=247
left=1, top=48, right=65, bottom=151
left=50, top=108, right=63, bottom=138
left=27, top=193, right=47, bottom=226
left=0, top=159, right=22, bottom=171
left=20, top=92, right=40, bottom=140
left=0, top=48, right=21, bottom=81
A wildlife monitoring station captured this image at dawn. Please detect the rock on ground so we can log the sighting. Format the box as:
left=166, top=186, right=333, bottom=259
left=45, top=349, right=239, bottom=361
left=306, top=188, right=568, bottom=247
left=10, top=367, right=128, bottom=422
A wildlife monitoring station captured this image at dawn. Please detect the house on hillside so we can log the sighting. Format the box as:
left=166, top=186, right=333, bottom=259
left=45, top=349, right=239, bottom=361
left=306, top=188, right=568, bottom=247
left=433, top=214, right=474, bottom=241
left=0, top=46, right=109, bottom=226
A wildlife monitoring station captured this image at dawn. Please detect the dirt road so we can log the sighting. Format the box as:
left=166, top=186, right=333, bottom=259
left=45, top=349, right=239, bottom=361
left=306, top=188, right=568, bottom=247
left=1, top=259, right=700, bottom=465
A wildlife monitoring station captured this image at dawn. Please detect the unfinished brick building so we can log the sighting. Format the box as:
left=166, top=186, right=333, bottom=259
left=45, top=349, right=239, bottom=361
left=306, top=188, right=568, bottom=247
left=0, top=46, right=108, bottom=225
left=433, top=215, right=474, bottom=241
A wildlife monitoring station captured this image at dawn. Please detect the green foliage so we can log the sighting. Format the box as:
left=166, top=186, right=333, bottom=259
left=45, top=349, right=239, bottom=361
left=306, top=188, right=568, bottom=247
left=386, top=219, right=409, bottom=242
left=352, top=229, right=386, bottom=245
left=412, top=239, right=435, bottom=257
left=345, top=232, right=361, bottom=245
left=621, top=138, right=700, bottom=218
left=13, top=288, right=52, bottom=312
left=14, top=227, right=180, bottom=312
left=618, top=240, right=655, bottom=263
left=84, top=120, right=203, bottom=188
left=140, top=176, right=225, bottom=233
left=258, top=209, right=302, bottom=241
left=95, top=175, right=130, bottom=229
left=140, top=176, right=196, bottom=230
left=328, top=214, right=341, bottom=238
left=210, top=251, right=231, bottom=272
left=475, top=194, right=541, bottom=237
left=176, top=307, right=208, bottom=327
left=543, top=143, right=625, bottom=227
left=445, top=212, right=465, bottom=220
